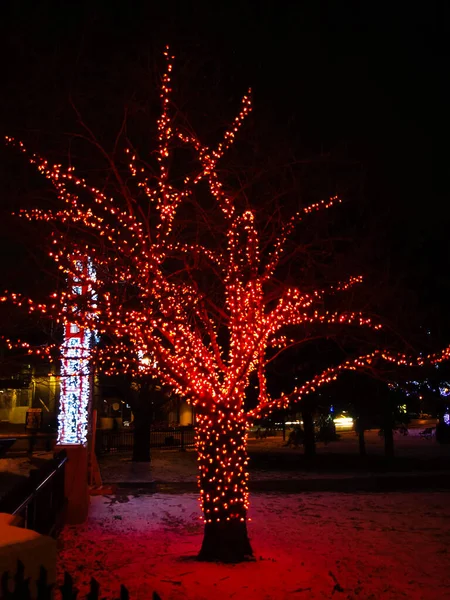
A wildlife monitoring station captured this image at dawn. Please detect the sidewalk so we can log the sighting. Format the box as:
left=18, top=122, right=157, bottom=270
left=98, top=446, right=450, bottom=494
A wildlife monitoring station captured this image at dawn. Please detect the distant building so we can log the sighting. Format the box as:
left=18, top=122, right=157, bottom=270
left=0, top=361, right=195, bottom=431
left=98, top=382, right=195, bottom=429
left=0, top=362, right=59, bottom=426
left=167, top=396, right=196, bottom=427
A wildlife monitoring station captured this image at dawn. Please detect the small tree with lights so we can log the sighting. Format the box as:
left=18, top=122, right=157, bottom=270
left=3, top=47, right=450, bottom=562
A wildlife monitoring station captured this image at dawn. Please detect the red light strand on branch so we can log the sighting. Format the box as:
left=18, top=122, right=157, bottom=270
left=4, top=47, right=450, bottom=531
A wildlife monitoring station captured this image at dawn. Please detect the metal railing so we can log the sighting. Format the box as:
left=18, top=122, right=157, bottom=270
left=96, top=427, right=195, bottom=453
left=0, top=432, right=57, bottom=455
left=0, top=450, right=67, bottom=536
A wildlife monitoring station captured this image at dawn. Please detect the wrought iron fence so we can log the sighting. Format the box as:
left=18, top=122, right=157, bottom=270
left=1, top=562, right=163, bottom=600
left=0, top=434, right=57, bottom=456
left=96, top=427, right=195, bottom=454
left=0, top=451, right=67, bottom=537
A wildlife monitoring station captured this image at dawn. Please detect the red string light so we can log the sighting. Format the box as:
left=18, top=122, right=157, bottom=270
left=3, top=47, right=450, bottom=532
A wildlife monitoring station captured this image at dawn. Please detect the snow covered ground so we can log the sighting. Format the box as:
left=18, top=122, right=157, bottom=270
left=57, top=491, right=450, bottom=600
left=0, top=452, right=53, bottom=499
left=97, top=429, right=450, bottom=486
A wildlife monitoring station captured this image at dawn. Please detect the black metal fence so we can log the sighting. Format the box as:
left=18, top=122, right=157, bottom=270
left=0, top=434, right=57, bottom=456
left=1, top=562, right=163, bottom=600
left=0, top=451, right=67, bottom=537
left=96, top=427, right=195, bottom=454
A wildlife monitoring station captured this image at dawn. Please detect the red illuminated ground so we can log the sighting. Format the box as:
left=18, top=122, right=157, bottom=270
left=57, top=491, right=450, bottom=599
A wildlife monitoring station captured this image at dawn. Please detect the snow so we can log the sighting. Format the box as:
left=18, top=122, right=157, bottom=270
left=0, top=452, right=53, bottom=499
left=0, top=453, right=53, bottom=477
left=246, top=429, right=450, bottom=458
left=99, top=450, right=197, bottom=484
left=57, top=491, right=450, bottom=599
left=97, top=428, right=450, bottom=487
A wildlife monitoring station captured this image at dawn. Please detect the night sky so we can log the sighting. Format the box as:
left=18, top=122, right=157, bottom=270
left=0, top=1, right=446, bottom=340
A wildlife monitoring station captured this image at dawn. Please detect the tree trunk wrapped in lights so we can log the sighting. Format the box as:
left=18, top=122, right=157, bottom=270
left=3, top=46, right=450, bottom=562
left=196, top=409, right=252, bottom=561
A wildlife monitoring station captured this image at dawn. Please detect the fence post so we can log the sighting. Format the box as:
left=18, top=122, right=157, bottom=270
left=28, top=436, right=35, bottom=456
left=180, top=428, right=186, bottom=452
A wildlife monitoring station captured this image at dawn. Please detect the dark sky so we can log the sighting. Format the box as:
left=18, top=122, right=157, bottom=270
left=0, top=1, right=447, bottom=335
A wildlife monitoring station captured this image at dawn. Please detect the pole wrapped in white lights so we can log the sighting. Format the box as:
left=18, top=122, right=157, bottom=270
left=58, top=258, right=97, bottom=445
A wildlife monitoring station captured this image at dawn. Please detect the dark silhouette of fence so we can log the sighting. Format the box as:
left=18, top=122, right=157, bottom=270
left=96, top=427, right=195, bottom=453
left=0, top=438, right=16, bottom=457
left=0, top=451, right=67, bottom=536
left=0, top=561, right=163, bottom=600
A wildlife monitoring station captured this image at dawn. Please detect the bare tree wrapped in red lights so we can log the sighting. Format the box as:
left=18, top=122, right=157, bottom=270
left=3, top=47, right=450, bottom=562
